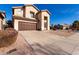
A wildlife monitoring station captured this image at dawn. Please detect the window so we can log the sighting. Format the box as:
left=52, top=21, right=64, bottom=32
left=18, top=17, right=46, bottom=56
left=15, top=9, right=23, bottom=16
left=30, top=11, right=35, bottom=18
left=44, top=16, right=48, bottom=20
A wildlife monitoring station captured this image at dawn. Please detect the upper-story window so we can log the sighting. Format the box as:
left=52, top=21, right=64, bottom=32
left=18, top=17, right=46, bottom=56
left=44, top=16, right=48, bottom=22
left=44, top=16, right=48, bottom=20
left=15, top=9, right=23, bottom=17
left=30, top=11, right=35, bottom=18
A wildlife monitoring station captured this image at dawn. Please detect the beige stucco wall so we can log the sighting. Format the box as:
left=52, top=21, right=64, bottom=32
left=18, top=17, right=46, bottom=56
left=3, top=19, right=7, bottom=25
left=25, top=6, right=38, bottom=19
left=14, top=19, right=18, bottom=31
left=0, top=18, right=3, bottom=30
left=14, top=9, right=23, bottom=17
left=37, top=13, right=42, bottom=30
left=41, top=12, right=50, bottom=30
left=38, top=12, right=50, bottom=30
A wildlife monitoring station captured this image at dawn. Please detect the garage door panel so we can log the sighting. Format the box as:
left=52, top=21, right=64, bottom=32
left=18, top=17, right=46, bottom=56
left=18, top=21, right=37, bottom=30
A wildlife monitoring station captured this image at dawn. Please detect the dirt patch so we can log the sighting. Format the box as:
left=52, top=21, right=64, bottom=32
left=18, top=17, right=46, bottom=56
left=6, top=34, right=34, bottom=55
left=0, top=28, right=18, bottom=48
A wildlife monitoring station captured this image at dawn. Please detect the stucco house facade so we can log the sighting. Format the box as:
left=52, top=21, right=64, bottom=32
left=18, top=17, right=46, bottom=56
left=0, top=11, right=5, bottom=30
left=13, top=4, right=50, bottom=31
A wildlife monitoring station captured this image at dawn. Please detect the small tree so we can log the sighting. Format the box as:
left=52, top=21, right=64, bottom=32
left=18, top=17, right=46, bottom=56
left=7, top=20, right=13, bottom=28
left=53, top=25, right=58, bottom=30
left=53, top=24, right=63, bottom=30
left=50, top=24, right=53, bottom=30
left=57, top=24, right=63, bottom=30
left=72, top=20, right=79, bottom=30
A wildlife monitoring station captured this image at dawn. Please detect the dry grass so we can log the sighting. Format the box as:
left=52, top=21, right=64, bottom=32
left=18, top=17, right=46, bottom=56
left=0, top=28, right=18, bottom=48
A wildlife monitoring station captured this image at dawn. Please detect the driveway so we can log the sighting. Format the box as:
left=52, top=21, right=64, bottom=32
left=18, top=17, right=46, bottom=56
left=19, top=31, right=79, bottom=55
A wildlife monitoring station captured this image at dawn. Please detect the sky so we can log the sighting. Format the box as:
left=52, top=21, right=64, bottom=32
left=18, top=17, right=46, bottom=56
left=0, top=4, right=79, bottom=25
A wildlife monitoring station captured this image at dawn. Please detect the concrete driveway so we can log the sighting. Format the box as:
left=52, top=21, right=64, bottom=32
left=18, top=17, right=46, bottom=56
left=19, top=31, right=79, bottom=55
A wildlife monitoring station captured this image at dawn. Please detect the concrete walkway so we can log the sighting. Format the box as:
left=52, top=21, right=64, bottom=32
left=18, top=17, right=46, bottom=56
left=19, top=31, right=79, bottom=55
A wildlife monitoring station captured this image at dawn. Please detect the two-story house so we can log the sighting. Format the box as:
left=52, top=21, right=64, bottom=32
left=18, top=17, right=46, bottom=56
left=13, top=4, right=50, bottom=31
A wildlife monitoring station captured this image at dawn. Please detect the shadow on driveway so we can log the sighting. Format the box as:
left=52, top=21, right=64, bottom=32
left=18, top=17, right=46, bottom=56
left=31, top=43, right=71, bottom=55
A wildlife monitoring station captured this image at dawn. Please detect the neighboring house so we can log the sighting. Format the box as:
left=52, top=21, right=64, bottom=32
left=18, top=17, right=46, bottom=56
left=13, top=4, right=50, bottom=31
left=3, top=18, right=7, bottom=26
left=0, top=11, right=5, bottom=30
left=62, top=24, right=70, bottom=30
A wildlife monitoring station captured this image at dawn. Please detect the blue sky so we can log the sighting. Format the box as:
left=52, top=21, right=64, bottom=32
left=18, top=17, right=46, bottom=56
left=0, top=4, right=79, bottom=25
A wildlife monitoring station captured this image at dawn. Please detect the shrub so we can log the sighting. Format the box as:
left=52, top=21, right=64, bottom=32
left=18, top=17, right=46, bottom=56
left=0, top=28, right=18, bottom=48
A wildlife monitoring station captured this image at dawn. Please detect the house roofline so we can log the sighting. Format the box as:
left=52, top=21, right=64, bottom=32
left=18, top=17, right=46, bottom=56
left=0, top=11, right=6, bottom=19
left=12, top=6, right=23, bottom=9
left=0, top=11, right=5, bottom=13
left=12, top=4, right=39, bottom=11
left=36, top=9, right=51, bottom=15
left=24, top=4, right=39, bottom=11
left=12, top=4, right=51, bottom=15
left=41, top=9, right=51, bottom=15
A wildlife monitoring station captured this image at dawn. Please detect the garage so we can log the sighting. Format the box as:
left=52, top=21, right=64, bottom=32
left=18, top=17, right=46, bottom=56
left=18, top=21, right=37, bottom=30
